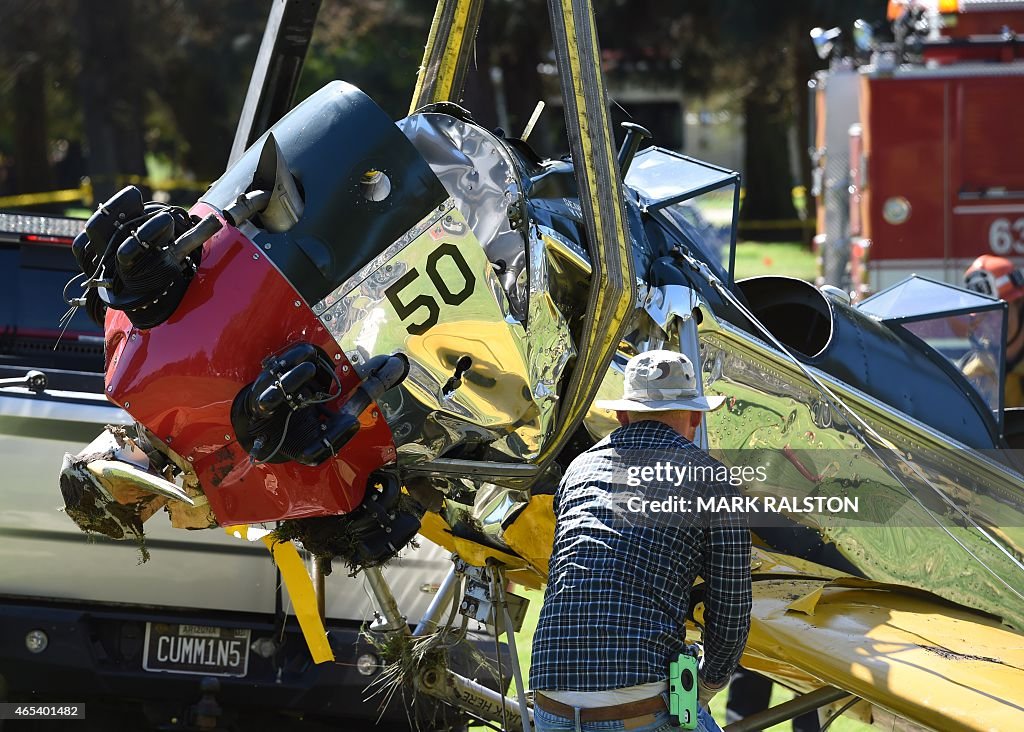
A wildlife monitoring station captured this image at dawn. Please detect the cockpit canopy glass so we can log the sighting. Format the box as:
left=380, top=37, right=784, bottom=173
left=625, top=148, right=737, bottom=209
left=859, top=275, right=1008, bottom=425
left=625, top=147, right=739, bottom=279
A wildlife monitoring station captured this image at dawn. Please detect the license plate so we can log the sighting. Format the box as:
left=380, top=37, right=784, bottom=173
left=142, top=623, right=250, bottom=677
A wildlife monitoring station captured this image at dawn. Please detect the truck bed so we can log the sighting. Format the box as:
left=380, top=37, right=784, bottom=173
left=0, top=212, right=500, bottom=730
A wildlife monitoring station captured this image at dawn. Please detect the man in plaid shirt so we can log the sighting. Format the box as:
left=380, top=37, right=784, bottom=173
left=530, top=350, right=751, bottom=732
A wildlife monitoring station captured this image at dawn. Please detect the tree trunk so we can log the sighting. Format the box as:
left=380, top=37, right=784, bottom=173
left=11, top=53, right=52, bottom=194
left=460, top=9, right=499, bottom=129
left=792, top=7, right=818, bottom=244
left=4, top=1, right=53, bottom=195
left=740, top=66, right=800, bottom=242
left=497, top=19, right=546, bottom=141
left=76, top=0, right=148, bottom=203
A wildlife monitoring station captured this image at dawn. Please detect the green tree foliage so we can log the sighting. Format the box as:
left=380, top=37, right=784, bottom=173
left=0, top=0, right=268, bottom=199
left=0, top=0, right=74, bottom=194
left=711, top=0, right=883, bottom=238
left=0, top=0, right=885, bottom=224
left=151, top=0, right=271, bottom=182
left=296, top=1, right=432, bottom=119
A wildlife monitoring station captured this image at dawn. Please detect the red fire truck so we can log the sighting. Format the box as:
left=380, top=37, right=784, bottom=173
left=810, top=0, right=1024, bottom=298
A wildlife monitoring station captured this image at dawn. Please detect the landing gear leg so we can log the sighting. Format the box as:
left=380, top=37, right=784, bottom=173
left=362, top=557, right=534, bottom=731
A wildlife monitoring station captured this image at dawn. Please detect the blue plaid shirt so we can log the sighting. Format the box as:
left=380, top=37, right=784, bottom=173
left=529, top=420, right=751, bottom=691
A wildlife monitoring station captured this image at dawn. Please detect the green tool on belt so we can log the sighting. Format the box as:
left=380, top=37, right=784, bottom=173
left=669, top=649, right=699, bottom=729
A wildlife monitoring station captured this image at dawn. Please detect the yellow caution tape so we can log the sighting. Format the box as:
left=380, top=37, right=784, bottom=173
left=738, top=219, right=815, bottom=231
left=0, top=176, right=210, bottom=211
left=0, top=187, right=88, bottom=208
left=112, top=174, right=210, bottom=192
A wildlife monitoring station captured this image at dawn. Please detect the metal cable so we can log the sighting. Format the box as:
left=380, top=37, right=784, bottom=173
left=687, top=254, right=1024, bottom=601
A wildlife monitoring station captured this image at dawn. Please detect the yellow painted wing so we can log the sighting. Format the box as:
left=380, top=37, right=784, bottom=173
left=696, top=576, right=1024, bottom=732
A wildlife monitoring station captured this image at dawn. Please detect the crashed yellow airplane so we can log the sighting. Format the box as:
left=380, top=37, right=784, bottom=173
left=55, top=1, right=1024, bottom=730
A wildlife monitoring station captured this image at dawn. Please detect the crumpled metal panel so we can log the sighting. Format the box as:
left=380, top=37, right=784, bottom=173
left=527, top=226, right=578, bottom=446
left=316, top=112, right=580, bottom=465
left=318, top=203, right=546, bottom=462
left=398, top=112, right=529, bottom=321
left=697, top=303, right=1024, bottom=631
left=540, top=0, right=638, bottom=482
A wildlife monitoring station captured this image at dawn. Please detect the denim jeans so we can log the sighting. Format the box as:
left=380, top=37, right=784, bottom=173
left=533, top=703, right=723, bottom=732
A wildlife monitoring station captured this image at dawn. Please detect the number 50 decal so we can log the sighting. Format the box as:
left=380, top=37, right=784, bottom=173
left=989, top=218, right=1024, bottom=255
left=384, top=243, right=477, bottom=335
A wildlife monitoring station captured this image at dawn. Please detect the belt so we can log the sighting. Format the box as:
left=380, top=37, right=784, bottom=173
left=534, top=692, right=667, bottom=723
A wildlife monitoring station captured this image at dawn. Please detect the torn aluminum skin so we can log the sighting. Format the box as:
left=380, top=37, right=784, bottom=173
left=696, top=299, right=1024, bottom=631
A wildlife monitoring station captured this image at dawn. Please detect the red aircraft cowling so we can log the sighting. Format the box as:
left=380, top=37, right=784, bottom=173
left=103, top=203, right=397, bottom=525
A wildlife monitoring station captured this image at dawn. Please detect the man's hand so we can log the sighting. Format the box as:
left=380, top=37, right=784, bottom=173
left=697, top=677, right=727, bottom=709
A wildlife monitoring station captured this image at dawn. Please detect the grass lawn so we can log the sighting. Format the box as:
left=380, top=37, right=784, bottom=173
left=471, top=588, right=871, bottom=732
left=731, top=241, right=817, bottom=282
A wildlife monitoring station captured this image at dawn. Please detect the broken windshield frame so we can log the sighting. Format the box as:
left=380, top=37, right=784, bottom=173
left=859, top=275, right=1009, bottom=434
left=625, top=147, right=741, bottom=286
